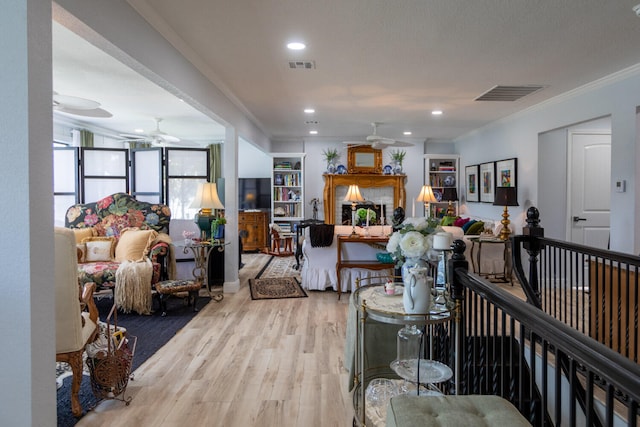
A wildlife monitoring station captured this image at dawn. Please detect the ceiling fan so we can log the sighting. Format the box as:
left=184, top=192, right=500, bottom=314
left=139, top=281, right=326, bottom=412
left=53, top=92, right=113, bottom=118
left=343, top=122, right=414, bottom=149
left=119, top=118, right=196, bottom=147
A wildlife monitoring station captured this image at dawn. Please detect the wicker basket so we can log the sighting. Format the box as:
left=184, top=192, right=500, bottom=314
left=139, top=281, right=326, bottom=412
left=87, top=304, right=137, bottom=404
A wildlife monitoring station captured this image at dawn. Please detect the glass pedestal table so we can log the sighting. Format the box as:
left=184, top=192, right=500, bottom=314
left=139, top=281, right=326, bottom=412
left=179, top=240, right=228, bottom=302
left=352, top=284, right=454, bottom=426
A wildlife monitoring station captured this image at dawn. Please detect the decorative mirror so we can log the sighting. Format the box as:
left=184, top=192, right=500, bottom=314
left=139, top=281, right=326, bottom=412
left=347, top=145, right=382, bottom=174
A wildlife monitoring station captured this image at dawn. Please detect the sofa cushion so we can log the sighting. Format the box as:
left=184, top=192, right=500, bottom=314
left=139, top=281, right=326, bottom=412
left=461, top=219, right=477, bottom=233
left=466, top=221, right=485, bottom=235
left=115, top=228, right=159, bottom=262
left=386, top=395, right=529, bottom=427
left=76, top=243, right=86, bottom=263
left=82, top=236, right=116, bottom=262
left=454, top=217, right=470, bottom=227
left=73, top=227, right=95, bottom=243
left=440, top=215, right=458, bottom=226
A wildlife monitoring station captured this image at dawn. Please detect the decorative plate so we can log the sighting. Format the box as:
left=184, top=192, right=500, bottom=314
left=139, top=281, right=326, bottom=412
left=336, top=164, right=347, bottom=174
left=383, top=164, right=393, bottom=175
left=433, top=189, right=443, bottom=202
left=444, top=175, right=455, bottom=186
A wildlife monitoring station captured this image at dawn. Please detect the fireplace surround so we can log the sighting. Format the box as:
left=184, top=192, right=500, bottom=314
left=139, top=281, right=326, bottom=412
left=322, top=174, right=406, bottom=225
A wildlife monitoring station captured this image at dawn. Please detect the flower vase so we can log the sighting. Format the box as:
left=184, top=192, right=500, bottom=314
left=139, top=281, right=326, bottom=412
left=401, top=257, right=432, bottom=314
left=326, top=162, right=336, bottom=174
left=392, top=160, right=403, bottom=175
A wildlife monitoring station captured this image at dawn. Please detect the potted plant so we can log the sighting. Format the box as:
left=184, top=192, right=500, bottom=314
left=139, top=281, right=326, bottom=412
left=211, top=216, right=227, bottom=240
left=390, top=149, right=406, bottom=174
left=322, top=148, right=340, bottom=173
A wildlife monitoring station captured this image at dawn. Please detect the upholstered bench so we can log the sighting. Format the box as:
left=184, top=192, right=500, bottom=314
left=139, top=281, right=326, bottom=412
left=386, top=395, right=529, bottom=427
left=154, top=279, right=201, bottom=316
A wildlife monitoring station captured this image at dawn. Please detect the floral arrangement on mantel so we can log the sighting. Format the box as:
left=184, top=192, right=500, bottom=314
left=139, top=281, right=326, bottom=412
left=389, top=149, right=406, bottom=165
left=386, top=217, right=440, bottom=268
left=322, top=148, right=340, bottom=164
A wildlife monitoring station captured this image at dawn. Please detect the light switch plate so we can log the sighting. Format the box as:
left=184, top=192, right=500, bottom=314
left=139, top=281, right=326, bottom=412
left=615, top=180, right=626, bottom=193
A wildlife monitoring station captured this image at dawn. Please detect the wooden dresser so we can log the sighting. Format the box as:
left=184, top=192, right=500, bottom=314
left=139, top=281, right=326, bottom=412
left=238, top=211, right=268, bottom=252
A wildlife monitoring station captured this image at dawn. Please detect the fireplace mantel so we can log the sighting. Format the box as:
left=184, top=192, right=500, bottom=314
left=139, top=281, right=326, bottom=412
left=323, top=174, right=406, bottom=224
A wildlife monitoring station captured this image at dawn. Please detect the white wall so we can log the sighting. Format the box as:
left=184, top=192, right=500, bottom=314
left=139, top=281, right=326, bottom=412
left=238, top=139, right=271, bottom=178
left=455, top=67, right=640, bottom=254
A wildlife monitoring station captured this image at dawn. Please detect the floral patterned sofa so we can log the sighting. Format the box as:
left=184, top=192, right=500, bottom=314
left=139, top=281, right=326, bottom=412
left=65, top=193, right=173, bottom=292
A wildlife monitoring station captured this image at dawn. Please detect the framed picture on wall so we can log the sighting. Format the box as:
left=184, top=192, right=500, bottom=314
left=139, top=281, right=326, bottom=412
left=479, top=162, right=495, bottom=203
left=495, top=158, right=517, bottom=187
left=465, top=165, right=479, bottom=202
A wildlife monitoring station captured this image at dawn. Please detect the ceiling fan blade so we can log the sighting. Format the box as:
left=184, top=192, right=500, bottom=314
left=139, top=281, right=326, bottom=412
left=343, top=141, right=370, bottom=145
left=390, top=140, right=414, bottom=147
left=53, top=94, right=100, bottom=110
left=54, top=106, right=113, bottom=118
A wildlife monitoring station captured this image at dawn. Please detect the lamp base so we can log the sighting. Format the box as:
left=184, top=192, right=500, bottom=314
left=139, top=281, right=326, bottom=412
left=498, top=206, right=511, bottom=241
left=195, top=213, right=214, bottom=240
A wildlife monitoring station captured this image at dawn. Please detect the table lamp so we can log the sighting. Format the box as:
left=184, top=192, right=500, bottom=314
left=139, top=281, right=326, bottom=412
left=493, top=187, right=518, bottom=241
left=344, top=184, right=364, bottom=237
left=416, top=185, right=438, bottom=218
left=190, top=182, right=225, bottom=239
left=442, top=187, right=458, bottom=217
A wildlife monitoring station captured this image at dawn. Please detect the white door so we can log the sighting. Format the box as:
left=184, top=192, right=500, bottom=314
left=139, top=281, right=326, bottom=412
left=568, top=131, right=611, bottom=249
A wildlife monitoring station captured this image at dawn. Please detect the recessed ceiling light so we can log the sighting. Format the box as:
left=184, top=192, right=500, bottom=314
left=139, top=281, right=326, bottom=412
left=432, top=110, right=443, bottom=116
left=304, top=108, right=315, bottom=114
left=309, top=130, right=318, bottom=135
left=403, top=131, right=412, bottom=136
left=134, top=128, right=144, bottom=133
left=287, top=42, right=306, bottom=50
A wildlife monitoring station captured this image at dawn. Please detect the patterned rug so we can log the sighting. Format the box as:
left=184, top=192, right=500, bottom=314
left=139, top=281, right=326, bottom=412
left=249, top=255, right=306, bottom=300
left=249, top=276, right=307, bottom=300
left=254, top=254, right=301, bottom=280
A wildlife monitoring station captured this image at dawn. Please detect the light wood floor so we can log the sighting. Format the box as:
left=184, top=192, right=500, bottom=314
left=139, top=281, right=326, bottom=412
left=77, top=254, right=354, bottom=426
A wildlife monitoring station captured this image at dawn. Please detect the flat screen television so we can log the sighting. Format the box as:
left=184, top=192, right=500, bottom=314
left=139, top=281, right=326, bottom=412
left=238, top=178, right=271, bottom=210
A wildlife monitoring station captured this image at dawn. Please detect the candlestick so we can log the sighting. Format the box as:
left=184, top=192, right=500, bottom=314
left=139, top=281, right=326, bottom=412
left=366, top=208, right=370, bottom=227
left=412, top=200, right=415, bottom=217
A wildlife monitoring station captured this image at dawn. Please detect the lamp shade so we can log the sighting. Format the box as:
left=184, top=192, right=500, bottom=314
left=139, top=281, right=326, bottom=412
left=190, top=182, right=225, bottom=211
left=442, top=187, right=458, bottom=202
left=416, top=185, right=438, bottom=203
left=493, top=187, right=519, bottom=207
left=344, top=184, right=365, bottom=202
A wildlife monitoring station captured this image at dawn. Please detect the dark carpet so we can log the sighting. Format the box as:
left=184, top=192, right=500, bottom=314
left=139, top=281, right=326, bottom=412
left=57, top=292, right=210, bottom=426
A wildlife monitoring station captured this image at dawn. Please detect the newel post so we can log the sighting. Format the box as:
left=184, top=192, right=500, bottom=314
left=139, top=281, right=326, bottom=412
left=522, top=207, right=544, bottom=303
left=448, top=239, right=468, bottom=394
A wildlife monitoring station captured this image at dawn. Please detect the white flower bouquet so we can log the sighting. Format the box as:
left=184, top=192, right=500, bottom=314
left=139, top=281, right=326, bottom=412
left=386, top=217, right=440, bottom=268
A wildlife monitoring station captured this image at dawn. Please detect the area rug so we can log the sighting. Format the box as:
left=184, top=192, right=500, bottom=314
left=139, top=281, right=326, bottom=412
left=249, top=276, right=307, bottom=300
left=254, top=254, right=301, bottom=280
left=56, top=292, right=211, bottom=426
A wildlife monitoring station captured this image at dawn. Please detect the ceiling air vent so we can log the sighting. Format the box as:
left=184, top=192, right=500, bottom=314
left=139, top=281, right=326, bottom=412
left=288, top=60, right=316, bottom=70
left=475, top=85, right=544, bottom=101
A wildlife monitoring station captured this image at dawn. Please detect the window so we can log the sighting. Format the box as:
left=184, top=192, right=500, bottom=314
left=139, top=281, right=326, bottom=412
left=53, top=146, right=210, bottom=225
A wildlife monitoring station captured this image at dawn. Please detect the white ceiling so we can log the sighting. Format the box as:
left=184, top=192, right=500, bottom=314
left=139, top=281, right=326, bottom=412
left=54, top=1, right=640, bottom=145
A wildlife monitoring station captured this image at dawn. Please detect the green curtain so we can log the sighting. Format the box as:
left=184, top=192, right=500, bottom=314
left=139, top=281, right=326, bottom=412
left=79, top=129, right=94, bottom=147
left=209, top=143, right=222, bottom=182
left=129, top=141, right=151, bottom=149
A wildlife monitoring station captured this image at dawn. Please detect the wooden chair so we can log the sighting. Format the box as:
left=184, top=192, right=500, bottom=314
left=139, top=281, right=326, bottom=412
left=55, top=227, right=99, bottom=417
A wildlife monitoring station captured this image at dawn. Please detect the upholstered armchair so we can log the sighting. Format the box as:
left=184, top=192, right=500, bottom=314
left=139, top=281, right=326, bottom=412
left=55, top=227, right=99, bottom=417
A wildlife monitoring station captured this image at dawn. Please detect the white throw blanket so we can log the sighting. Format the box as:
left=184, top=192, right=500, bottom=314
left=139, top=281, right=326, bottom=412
left=115, top=259, right=153, bottom=315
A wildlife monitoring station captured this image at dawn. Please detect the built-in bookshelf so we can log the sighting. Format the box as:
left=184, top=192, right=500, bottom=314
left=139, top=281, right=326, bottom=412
left=271, top=153, right=305, bottom=232
left=424, top=154, right=460, bottom=218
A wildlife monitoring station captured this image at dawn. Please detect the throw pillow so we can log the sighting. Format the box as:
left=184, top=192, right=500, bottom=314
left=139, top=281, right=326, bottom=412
left=466, top=221, right=485, bottom=235
left=76, top=243, right=86, bottom=263
left=72, top=227, right=95, bottom=244
left=454, top=217, right=470, bottom=228
left=83, top=236, right=116, bottom=262
left=440, top=216, right=458, bottom=226
left=461, top=219, right=477, bottom=233
left=114, top=228, right=159, bottom=262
